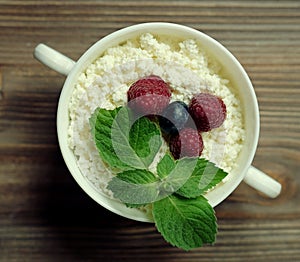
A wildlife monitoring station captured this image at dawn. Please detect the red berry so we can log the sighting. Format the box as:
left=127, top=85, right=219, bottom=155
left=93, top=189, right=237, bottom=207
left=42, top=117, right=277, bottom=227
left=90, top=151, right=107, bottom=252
left=169, top=128, right=204, bottom=159
left=189, top=93, right=226, bottom=132
left=127, top=75, right=171, bottom=115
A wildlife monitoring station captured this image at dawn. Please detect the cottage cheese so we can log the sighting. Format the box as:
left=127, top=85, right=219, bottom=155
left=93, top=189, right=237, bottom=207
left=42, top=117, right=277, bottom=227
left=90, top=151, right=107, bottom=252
left=68, top=33, right=245, bottom=200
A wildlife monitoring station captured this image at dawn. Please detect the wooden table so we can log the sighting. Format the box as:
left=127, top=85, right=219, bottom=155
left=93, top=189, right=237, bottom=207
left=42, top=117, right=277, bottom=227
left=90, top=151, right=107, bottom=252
left=1, top=1, right=299, bottom=261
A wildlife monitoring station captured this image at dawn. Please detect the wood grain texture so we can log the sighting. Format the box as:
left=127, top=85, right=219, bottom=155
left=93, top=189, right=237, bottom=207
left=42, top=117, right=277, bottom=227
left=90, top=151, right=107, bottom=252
left=0, top=1, right=300, bottom=261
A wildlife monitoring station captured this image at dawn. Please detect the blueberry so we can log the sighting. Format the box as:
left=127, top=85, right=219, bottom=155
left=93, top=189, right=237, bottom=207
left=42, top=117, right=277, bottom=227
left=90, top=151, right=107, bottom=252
left=159, top=101, right=190, bottom=135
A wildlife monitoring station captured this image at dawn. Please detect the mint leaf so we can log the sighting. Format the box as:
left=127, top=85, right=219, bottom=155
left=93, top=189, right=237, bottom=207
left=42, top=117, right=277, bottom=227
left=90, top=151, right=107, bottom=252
left=128, top=116, right=162, bottom=164
left=157, top=157, right=198, bottom=198
left=107, top=169, right=159, bottom=207
left=176, top=158, right=227, bottom=198
left=90, top=107, right=130, bottom=170
left=90, top=106, right=162, bottom=170
left=156, top=154, right=176, bottom=179
left=153, top=194, right=217, bottom=250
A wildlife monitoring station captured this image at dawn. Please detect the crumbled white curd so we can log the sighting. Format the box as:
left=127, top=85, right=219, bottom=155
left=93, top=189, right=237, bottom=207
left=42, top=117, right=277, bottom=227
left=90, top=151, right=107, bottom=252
left=68, top=33, right=245, bottom=200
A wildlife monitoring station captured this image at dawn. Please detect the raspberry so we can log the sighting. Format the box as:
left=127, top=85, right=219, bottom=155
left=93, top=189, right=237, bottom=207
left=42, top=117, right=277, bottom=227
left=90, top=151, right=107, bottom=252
left=169, top=128, right=204, bottom=159
left=127, top=75, right=171, bottom=115
left=189, top=93, right=226, bottom=132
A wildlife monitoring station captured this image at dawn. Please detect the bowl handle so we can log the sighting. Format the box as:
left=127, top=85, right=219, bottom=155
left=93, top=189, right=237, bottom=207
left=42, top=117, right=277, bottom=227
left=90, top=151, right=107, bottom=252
left=34, top=43, right=76, bottom=76
left=243, top=166, right=281, bottom=198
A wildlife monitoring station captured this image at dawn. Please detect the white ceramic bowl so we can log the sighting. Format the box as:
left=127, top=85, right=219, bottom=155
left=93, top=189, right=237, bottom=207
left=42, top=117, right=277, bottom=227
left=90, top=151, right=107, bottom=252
left=34, top=22, right=281, bottom=222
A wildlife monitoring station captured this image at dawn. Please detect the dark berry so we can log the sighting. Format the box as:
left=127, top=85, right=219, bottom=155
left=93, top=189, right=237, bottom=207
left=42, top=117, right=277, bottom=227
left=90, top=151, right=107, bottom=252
left=127, top=75, right=171, bottom=115
left=169, top=128, right=204, bottom=159
left=159, top=101, right=189, bottom=135
left=189, top=93, right=226, bottom=132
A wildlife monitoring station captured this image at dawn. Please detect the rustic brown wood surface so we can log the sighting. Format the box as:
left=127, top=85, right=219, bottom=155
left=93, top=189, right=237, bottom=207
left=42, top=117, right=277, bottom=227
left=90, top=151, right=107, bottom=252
left=0, top=1, right=300, bottom=261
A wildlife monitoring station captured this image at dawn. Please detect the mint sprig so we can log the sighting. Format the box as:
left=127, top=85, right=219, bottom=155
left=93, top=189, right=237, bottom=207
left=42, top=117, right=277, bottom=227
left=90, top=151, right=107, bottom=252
left=90, top=106, right=228, bottom=250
